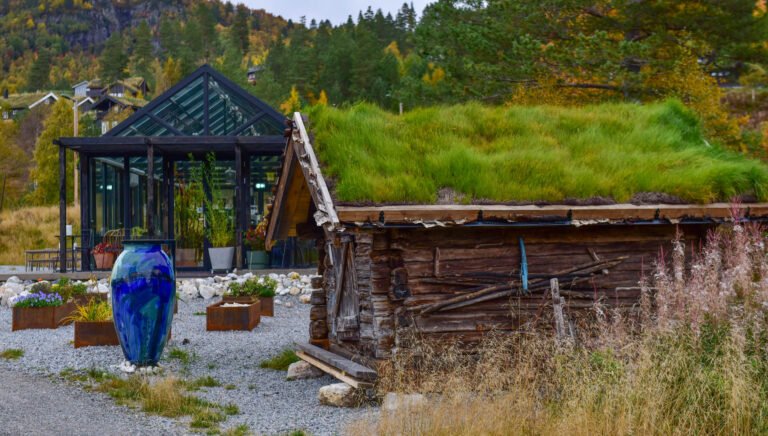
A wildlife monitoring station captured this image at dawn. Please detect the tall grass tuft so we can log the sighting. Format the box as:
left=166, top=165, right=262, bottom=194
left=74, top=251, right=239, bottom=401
left=0, top=205, right=79, bottom=265
left=309, top=101, right=768, bottom=204
left=350, top=214, right=768, bottom=435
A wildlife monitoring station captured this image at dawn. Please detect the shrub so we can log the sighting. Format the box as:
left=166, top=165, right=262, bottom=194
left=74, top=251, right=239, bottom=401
left=0, top=348, right=24, bottom=360
left=226, top=276, right=277, bottom=298
left=63, top=299, right=112, bottom=323
left=29, top=280, right=52, bottom=294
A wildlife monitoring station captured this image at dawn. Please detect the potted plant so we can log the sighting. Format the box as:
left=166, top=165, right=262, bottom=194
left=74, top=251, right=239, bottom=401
left=202, top=152, right=235, bottom=272
left=92, top=242, right=115, bottom=269
left=11, top=291, right=76, bottom=331
left=64, top=299, right=119, bottom=348
left=223, top=280, right=260, bottom=304
left=207, top=298, right=260, bottom=331
left=244, top=220, right=269, bottom=270
left=174, top=173, right=204, bottom=267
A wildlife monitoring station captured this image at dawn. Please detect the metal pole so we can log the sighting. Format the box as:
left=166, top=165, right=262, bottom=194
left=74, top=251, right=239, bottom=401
left=73, top=101, right=79, bottom=205
left=59, top=146, right=67, bottom=273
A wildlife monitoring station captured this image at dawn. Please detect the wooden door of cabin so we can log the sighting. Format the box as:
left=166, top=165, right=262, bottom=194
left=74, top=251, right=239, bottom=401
left=330, top=236, right=360, bottom=341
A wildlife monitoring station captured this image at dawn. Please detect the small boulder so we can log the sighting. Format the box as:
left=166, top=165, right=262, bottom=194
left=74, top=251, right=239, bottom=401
left=298, top=294, right=311, bottom=304
left=318, top=383, right=360, bottom=407
left=6, top=276, right=21, bottom=284
left=284, top=301, right=294, bottom=308
left=286, top=361, right=324, bottom=381
left=199, top=284, right=217, bottom=299
left=289, top=286, right=301, bottom=296
left=179, top=281, right=199, bottom=301
left=382, top=393, right=427, bottom=412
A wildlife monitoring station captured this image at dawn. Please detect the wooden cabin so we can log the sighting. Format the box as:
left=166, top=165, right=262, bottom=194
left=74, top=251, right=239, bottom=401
left=267, top=105, right=768, bottom=375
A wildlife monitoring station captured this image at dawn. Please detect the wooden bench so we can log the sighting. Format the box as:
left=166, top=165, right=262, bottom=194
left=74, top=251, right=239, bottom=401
left=295, top=343, right=377, bottom=388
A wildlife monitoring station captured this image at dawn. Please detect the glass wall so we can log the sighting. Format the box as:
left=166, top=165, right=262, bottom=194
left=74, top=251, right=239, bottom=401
left=90, top=158, right=126, bottom=237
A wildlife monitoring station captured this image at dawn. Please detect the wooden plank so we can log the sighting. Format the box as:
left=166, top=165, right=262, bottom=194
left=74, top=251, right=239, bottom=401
left=336, top=203, right=768, bottom=224
left=292, top=112, right=339, bottom=226
left=296, top=351, right=372, bottom=389
left=551, top=279, right=566, bottom=339
left=265, top=138, right=295, bottom=247
left=296, top=342, right=378, bottom=381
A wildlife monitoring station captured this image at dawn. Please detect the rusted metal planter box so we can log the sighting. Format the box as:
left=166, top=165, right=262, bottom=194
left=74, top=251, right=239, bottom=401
left=74, top=321, right=119, bottom=348
left=12, top=302, right=77, bottom=331
left=71, top=293, right=108, bottom=306
left=206, top=301, right=260, bottom=331
left=222, top=295, right=272, bottom=317
left=259, top=296, right=274, bottom=317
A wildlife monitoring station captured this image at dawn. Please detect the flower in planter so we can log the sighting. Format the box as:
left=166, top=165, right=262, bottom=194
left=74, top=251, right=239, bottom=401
left=13, top=292, right=63, bottom=308
left=244, top=221, right=267, bottom=252
left=63, top=299, right=112, bottom=323
left=92, top=242, right=114, bottom=255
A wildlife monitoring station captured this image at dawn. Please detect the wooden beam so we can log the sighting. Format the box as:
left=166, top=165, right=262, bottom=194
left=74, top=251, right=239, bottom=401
left=295, top=351, right=373, bottom=389
left=292, top=112, right=339, bottom=227
left=265, top=142, right=295, bottom=248
left=335, top=203, right=768, bottom=224
left=59, top=145, right=67, bottom=273
left=296, top=342, right=377, bottom=381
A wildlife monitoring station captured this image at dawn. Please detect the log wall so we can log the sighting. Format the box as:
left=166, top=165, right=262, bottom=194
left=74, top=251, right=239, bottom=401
left=313, top=223, right=713, bottom=363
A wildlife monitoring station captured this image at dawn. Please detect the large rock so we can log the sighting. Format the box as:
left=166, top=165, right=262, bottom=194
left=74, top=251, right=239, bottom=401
left=382, top=393, right=428, bottom=412
left=318, top=383, right=361, bottom=407
left=286, top=361, right=324, bottom=381
left=198, top=284, right=217, bottom=299
left=0, top=282, right=24, bottom=307
left=288, top=286, right=301, bottom=296
left=5, top=276, right=21, bottom=284
left=178, top=280, right=199, bottom=301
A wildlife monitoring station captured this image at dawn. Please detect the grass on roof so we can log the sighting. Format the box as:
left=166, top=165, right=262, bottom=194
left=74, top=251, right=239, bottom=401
left=308, top=100, right=768, bottom=204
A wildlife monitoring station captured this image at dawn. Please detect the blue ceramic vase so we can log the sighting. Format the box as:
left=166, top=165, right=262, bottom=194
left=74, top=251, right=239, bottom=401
left=111, top=241, right=175, bottom=366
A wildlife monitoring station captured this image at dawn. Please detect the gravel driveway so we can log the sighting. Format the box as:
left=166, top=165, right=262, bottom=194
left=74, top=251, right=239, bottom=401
left=0, top=296, right=375, bottom=435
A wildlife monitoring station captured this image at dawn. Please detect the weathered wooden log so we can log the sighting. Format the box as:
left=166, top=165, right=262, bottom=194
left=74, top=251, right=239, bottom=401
left=310, top=290, right=326, bottom=305
left=310, top=305, right=328, bottom=321
left=412, top=256, right=628, bottom=315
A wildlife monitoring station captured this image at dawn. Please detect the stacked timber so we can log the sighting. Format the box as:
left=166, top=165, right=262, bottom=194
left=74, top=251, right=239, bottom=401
left=309, top=275, right=329, bottom=349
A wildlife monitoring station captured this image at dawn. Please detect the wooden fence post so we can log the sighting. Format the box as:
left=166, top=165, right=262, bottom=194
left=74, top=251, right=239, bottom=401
left=550, top=278, right=566, bottom=340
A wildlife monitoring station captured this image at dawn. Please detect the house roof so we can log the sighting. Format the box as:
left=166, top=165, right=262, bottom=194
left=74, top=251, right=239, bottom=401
left=266, top=105, right=768, bottom=244
left=91, top=95, right=147, bottom=111
left=0, top=92, right=59, bottom=109
left=72, top=81, right=89, bottom=89
left=104, top=64, right=286, bottom=137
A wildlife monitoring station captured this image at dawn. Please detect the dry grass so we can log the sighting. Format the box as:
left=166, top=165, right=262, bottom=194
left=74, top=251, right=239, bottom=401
left=0, top=205, right=79, bottom=265
left=350, top=213, right=768, bottom=435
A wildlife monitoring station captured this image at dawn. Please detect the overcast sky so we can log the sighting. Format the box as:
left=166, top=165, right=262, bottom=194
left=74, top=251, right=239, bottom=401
left=239, top=1, right=433, bottom=25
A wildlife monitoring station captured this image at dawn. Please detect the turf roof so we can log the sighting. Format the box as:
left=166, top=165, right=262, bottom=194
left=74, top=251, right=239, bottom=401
left=307, top=100, right=768, bottom=205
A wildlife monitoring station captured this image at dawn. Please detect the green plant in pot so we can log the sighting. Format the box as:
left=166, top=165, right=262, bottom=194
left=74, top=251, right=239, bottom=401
left=244, top=219, right=269, bottom=270
left=174, top=164, right=205, bottom=267
left=202, top=153, right=235, bottom=272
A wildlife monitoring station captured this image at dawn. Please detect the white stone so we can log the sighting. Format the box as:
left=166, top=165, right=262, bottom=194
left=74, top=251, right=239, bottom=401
left=299, top=294, right=311, bottom=304
left=268, top=273, right=280, bottom=281
left=274, top=299, right=283, bottom=305
left=382, top=393, right=427, bottom=412
left=213, top=284, right=226, bottom=296
left=284, top=301, right=294, bottom=308
left=242, top=272, right=254, bottom=280
left=214, top=276, right=227, bottom=283
left=286, top=361, right=324, bottom=381
left=96, top=283, right=110, bottom=294
left=179, top=281, right=199, bottom=301
left=318, top=383, right=359, bottom=407
left=276, top=285, right=290, bottom=296
left=301, top=275, right=311, bottom=284
left=199, top=284, right=217, bottom=299
left=6, top=276, right=21, bottom=284
left=289, top=286, right=301, bottom=296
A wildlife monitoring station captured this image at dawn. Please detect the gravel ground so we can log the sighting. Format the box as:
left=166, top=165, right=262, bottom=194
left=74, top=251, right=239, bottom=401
left=0, top=296, right=377, bottom=435
left=0, top=369, right=185, bottom=436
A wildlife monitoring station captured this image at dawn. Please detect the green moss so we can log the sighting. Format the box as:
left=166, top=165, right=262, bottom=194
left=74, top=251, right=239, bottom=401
left=308, top=100, right=768, bottom=204
left=259, top=349, right=299, bottom=371
left=0, top=348, right=24, bottom=360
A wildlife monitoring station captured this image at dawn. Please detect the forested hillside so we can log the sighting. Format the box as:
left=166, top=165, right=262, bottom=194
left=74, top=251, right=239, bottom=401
left=2, top=0, right=768, bottom=208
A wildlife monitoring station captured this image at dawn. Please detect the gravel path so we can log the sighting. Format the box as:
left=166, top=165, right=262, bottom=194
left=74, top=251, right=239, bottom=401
left=0, top=296, right=376, bottom=435
left=0, top=368, right=185, bottom=436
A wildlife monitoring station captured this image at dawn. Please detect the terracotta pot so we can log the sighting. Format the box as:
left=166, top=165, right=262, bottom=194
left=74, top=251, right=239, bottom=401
left=206, top=300, right=260, bottom=331
left=94, top=252, right=115, bottom=269
left=74, top=321, right=119, bottom=348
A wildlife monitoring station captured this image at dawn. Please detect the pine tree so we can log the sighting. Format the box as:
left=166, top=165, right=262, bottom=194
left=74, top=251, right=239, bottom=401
left=26, top=49, right=51, bottom=91
left=99, top=32, right=128, bottom=82
left=130, top=21, right=153, bottom=81
left=232, top=4, right=250, bottom=54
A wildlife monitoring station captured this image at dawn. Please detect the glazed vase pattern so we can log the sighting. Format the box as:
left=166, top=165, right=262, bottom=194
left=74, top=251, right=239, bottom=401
left=111, top=241, right=175, bottom=366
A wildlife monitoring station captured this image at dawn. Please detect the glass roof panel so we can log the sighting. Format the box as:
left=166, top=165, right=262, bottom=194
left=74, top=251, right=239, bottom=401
left=112, top=67, right=285, bottom=138
left=118, top=115, right=173, bottom=137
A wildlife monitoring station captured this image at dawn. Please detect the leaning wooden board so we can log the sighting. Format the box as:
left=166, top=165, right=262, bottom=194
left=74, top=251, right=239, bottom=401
left=296, top=343, right=377, bottom=383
